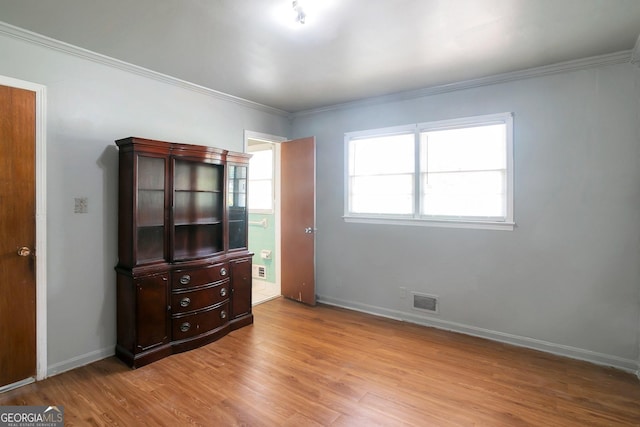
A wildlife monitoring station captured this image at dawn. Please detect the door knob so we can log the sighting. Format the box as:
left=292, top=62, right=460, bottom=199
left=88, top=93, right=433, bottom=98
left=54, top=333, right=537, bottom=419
left=17, top=246, right=31, bottom=257
left=304, top=227, right=315, bottom=234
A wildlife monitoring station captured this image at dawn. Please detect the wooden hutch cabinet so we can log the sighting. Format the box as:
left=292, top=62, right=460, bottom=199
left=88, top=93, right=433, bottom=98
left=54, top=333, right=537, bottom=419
left=115, top=137, right=253, bottom=368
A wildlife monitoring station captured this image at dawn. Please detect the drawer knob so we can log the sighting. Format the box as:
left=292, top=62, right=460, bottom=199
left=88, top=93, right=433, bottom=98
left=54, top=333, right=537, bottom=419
left=179, top=274, right=191, bottom=285
left=220, top=287, right=227, bottom=297
left=180, top=322, right=191, bottom=332
left=220, top=310, right=227, bottom=319
left=180, top=297, right=191, bottom=307
left=220, top=267, right=227, bottom=276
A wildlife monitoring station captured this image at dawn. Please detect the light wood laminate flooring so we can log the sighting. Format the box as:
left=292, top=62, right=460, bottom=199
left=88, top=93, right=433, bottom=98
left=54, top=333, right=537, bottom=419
left=1, top=297, right=639, bottom=426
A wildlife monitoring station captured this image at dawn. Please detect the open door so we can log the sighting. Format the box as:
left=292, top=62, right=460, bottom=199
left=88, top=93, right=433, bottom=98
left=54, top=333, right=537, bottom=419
left=280, top=137, right=316, bottom=305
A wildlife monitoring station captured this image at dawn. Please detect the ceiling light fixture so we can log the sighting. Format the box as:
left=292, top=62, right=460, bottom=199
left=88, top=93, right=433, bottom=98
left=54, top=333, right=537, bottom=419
left=292, top=0, right=306, bottom=24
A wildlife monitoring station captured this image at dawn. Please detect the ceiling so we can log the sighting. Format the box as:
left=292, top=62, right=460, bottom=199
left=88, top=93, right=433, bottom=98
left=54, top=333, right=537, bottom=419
left=1, top=0, right=639, bottom=112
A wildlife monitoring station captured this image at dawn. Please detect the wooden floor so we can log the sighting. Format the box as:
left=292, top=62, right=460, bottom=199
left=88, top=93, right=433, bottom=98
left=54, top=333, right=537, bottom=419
left=2, top=298, right=639, bottom=426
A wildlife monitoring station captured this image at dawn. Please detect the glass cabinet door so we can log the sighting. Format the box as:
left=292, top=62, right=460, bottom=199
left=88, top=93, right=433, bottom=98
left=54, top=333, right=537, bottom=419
left=136, top=155, right=166, bottom=264
left=173, top=159, right=224, bottom=260
left=228, top=165, right=248, bottom=250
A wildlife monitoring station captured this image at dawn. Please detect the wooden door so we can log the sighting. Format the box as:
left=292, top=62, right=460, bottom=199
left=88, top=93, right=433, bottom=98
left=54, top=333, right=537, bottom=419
left=0, top=85, right=37, bottom=388
left=280, top=137, right=316, bottom=305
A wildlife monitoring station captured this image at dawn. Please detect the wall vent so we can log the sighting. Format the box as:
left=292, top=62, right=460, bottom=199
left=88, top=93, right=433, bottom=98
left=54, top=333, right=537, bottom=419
left=252, top=265, right=267, bottom=279
left=412, top=292, right=438, bottom=313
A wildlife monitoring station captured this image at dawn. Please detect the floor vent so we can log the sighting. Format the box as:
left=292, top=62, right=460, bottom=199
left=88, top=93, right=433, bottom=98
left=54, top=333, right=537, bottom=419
left=252, top=265, right=267, bottom=279
left=412, top=293, right=438, bottom=313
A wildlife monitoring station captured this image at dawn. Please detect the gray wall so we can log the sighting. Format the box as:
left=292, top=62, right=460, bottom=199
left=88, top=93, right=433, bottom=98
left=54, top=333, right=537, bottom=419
left=292, top=62, right=640, bottom=371
left=0, top=28, right=290, bottom=374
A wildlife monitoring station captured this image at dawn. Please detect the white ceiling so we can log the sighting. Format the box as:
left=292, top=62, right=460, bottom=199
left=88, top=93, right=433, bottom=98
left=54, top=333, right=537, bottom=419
left=1, top=0, right=639, bottom=112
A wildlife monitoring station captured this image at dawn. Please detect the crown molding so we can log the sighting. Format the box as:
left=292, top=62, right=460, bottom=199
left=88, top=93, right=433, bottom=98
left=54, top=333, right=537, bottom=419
left=0, top=21, right=289, bottom=118
left=292, top=50, right=633, bottom=118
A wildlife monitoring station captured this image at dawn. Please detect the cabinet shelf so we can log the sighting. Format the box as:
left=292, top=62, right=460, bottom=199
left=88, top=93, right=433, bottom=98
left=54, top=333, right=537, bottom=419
left=174, top=189, right=222, bottom=193
left=173, top=248, right=224, bottom=260
left=173, top=190, right=222, bottom=226
left=137, top=223, right=165, bottom=228
left=174, top=220, right=223, bottom=226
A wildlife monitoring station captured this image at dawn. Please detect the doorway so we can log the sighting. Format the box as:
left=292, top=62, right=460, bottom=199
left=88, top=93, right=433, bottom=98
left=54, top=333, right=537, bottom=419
left=0, top=75, right=47, bottom=392
left=245, top=132, right=286, bottom=305
left=245, top=131, right=317, bottom=307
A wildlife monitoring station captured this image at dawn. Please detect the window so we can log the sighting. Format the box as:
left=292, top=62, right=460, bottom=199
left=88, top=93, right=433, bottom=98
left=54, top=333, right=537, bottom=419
left=345, top=113, right=514, bottom=230
left=248, top=145, right=274, bottom=212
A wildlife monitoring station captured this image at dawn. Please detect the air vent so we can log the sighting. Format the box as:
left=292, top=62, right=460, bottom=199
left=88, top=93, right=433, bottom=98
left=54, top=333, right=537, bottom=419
left=412, top=292, right=438, bottom=313
left=252, top=265, right=266, bottom=279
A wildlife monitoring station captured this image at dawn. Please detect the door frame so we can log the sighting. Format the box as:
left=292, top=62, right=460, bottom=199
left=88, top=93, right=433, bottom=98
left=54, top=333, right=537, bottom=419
left=0, top=75, right=47, bottom=382
left=244, top=131, right=286, bottom=296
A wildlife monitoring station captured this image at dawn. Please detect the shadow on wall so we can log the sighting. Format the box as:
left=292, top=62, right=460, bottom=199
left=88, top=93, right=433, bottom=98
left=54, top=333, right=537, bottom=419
left=97, top=144, right=119, bottom=345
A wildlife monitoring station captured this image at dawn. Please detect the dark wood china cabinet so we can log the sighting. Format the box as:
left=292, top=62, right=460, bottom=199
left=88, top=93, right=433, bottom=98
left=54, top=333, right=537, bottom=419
left=115, top=137, right=252, bottom=368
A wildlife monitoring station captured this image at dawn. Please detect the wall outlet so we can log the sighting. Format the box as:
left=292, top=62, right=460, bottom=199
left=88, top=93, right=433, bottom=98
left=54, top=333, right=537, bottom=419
left=399, top=286, right=407, bottom=299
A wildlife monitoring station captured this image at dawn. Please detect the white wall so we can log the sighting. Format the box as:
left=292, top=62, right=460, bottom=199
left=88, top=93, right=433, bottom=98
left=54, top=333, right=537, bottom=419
left=292, top=61, right=640, bottom=371
left=0, top=28, right=290, bottom=375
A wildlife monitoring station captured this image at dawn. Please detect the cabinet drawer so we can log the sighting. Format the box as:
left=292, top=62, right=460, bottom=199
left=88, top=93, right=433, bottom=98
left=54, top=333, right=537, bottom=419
left=171, top=280, right=229, bottom=314
left=172, top=262, right=229, bottom=290
left=172, top=302, right=229, bottom=341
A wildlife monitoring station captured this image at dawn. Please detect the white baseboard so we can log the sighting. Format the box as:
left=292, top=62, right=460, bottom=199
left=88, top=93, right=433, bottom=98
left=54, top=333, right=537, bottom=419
left=0, top=377, right=35, bottom=393
left=318, top=295, right=638, bottom=374
left=47, top=346, right=114, bottom=378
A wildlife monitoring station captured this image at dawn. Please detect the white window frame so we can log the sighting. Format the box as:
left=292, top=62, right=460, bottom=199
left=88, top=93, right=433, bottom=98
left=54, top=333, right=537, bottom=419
left=344, top=112, right=515, bottom=231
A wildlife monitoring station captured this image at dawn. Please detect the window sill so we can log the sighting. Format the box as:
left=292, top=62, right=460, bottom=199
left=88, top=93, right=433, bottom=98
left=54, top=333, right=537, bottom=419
left=343, top=216, right=515, bottom=231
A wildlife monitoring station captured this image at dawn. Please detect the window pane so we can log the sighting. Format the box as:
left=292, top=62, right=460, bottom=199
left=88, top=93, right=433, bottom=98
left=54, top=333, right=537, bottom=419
left=350, top=133, right=414, bottom=176
left=248, top=147, right=273, bottom=211
left=350, top=174, right=413, bottom=214
left=351, top=194, right=414, bottom=215
left=421, top=124, right=506, bottom=172
left=348, top=132, right=415, bottom=215
left=422, top=171, right=505, bottom=217
left=250, top=149, right=274, bottom=180
left=248, top=179, right=272, bottom=211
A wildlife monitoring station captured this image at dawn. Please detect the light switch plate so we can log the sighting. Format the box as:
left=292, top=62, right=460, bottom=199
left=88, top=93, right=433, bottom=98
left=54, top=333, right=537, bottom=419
left=74, top=197, right=88, bottom=214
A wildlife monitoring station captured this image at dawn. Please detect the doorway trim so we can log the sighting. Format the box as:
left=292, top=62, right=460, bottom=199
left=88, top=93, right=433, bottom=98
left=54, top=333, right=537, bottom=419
left=0, top=74, right=47, bottom=382
left=244, top=131, right=287, bottom=301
